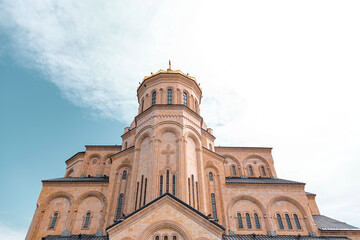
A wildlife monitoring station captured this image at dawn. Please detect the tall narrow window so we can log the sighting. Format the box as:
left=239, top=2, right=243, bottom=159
left=183, top=92, right=187, bottom=106
left=254, top=213, right=261, bottom=229
left=83, top=212, right=91, bottom=229
left=196, top=182, right=199, bottom=210
left=294, top=214, right=301, bottom=229
left=139, top=175, right=144, bottom=208
left=195, top=101, right=198, bottom=113
left=209, top=172, right=213, bottom=181
left=160, top=175, right=163, bottom=195
left=116, top=193, right=124, bottom=220
left=167, top=89, right=172, bottom=104
left=172, top=175, right=176, bottom=196
left=188, top=178, right=191, bottom=205
left=249, top=166, right=254, bottom=176
left=141, top=98, right=144, bottom=112
left=285, top=214, right=293, bottom=229
left=246, top=213, right=252, bottom=228
left=211, top=193, right=217, bottom=220
left=49, top=213, right=58, bottom=229
left=232, top=166, right=236, bottom=175
left=152, top=92, right=156, bottom=105
left=173, top=236, right=177, bottom=240
left=164, top=236, right=168, bottom=240
left=191, top=175, right=195, bottom=207
left=143, top=178, right=147, bottom=205
left=237, top=213, right=243, bottom=228
left=135, top=182, right=139, bottom=209
left=261, top=166, right=266, bottom=176
left=166, top=170, right=169, bottom=193
left=277, top=214, right=284, bottom=229
left=122, top=170, right=127, bottom=180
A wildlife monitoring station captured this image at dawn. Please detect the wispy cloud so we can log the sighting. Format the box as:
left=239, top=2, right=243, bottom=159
left=0, top=222, right=26, bottom=240
left=1, top=0, right=360, bottom=228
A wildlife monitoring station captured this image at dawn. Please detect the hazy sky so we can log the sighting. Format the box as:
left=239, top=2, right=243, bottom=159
left=1, top=1, right=360, bottom=239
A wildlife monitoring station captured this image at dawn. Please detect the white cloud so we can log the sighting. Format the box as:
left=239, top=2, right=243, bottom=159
left=1, top=0, right=360, bottom=228
left=0, top=222, right=26, bottom=240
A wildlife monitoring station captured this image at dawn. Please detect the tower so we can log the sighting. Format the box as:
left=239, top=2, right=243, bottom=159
left=26, top=66, right=360, bottom=240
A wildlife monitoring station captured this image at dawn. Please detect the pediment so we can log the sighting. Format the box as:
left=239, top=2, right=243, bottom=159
left=107, top=194, right=224, bottom=240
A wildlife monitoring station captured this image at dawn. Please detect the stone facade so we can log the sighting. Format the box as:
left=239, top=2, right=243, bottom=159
left=26, top=67, right=360, bottom=240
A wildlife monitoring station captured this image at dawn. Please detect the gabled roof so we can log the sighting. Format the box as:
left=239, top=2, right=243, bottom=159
left=43, top=234, right=108, bottom=240
left=226, top=177, right=305, bottom=185
left=42, top=177, right=109, bottom=183
left=313, top=215, right=360, bottom=231
left=106, top=192, right=225, bottom=231
left=223, top=235, right=349, bottom=240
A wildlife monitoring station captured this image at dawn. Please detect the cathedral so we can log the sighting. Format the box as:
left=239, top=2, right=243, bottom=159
left=26, top=65, right=360, bottom=240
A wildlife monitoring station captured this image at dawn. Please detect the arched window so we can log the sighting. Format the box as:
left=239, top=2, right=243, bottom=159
left=83, top=212, right=91, bottom=228
left=261, top=166, right=266, bottom=176
left=183, top=92, right=188, bottom=106
left=152, top=91, right=156, bottom=105
left=285, top=214, right=293, bottom=229
left=232, top=165, right=236, bottom=175
left=172, top=175, right=176, bottom=195
left=49, top=212, right=58, bottom=229
left=166, top=170, right=169, bottom=193
left=164, top=236, right=168, bottom=240
left=116, top=193, right=124, bottom=220
left=294, top=214, right=301, bottom=229
left=249, top=166, right=254, bottom=176
left=155, top=236, right=159, bottom=240
left=211, top=193, right=217, bottom=220
left=254, top=213, right=261, bottom=229
left=122, top=170, right=127, bottom=180
left=173, top=236, right=177, bottom=240
left=246, top=213, right=252, bottom=228
left=209, top=172, right=213, bottom=181
left=237, top=213, right=243, bottom=228
left=141, top=98, right=144, bottom=112
left=277, top=214, right=284, bottom=229
left=159, top=175, right=163, bottom=195
left=167, top=89, right=173, bottom=104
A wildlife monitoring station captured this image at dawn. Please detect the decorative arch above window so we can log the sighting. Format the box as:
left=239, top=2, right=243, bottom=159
left=183, top=92, right=188, bottom=106
left=122, top=170, right=127, bottom=180
left=83, top=212, right=91, bottom=229
left=152, top=91, right=157, bottom=105
left=49, top=212, right=58, bottom=229
left=209, top=172, right=213, bottom=181
left=167, top=89, right=173, bottom=104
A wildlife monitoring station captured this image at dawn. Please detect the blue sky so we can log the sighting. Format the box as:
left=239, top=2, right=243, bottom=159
left=1, top=1, right=360, bottom=239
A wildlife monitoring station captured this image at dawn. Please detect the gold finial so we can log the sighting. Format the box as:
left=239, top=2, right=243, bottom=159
left=168, top=60, right=171, bottom=70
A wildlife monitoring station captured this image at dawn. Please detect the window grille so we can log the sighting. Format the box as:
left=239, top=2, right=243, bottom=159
left=172, top=175, right=176, bottom=196
left=211, top=193, right=217, bottom=220
left=285, top=214, right=293, bottom=229
left=83, top=212, right=91, bottom=228
left=183, top=92, right=187, bottom=106
left=237, top=213, right=243, bottom=228
left=246, top=213, right=252, bottom=228
left=152, top=92, right=156, bottom=105
left=254, top=213, right=261, bottom=229
left=116, top=193, right=124, bottom=220
left=167, top=89, right=172, bottom=104
left=294, top=214, right=301, bottom=229
left=166, top=170, right=169, bottom=193
left=277, top=214, right=284, bottom=229
left=49, top=213, right=58, bottom=229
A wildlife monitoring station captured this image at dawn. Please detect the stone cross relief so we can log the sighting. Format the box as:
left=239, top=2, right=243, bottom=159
left=161, top=144, right=175, bottom=164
